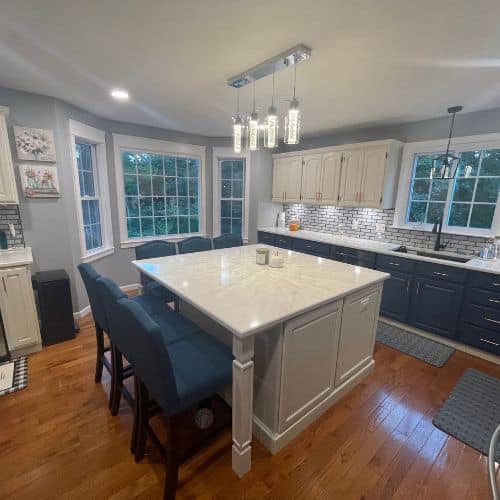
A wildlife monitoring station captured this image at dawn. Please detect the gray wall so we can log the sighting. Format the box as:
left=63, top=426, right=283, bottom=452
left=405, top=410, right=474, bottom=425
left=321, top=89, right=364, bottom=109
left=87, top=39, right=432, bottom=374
left=0, top=86, right=273, bottom=313
left=278, top=107, right=500, bottom=153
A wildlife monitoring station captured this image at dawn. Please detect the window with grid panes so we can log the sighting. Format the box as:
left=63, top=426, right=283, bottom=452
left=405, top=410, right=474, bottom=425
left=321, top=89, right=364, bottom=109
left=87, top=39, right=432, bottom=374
left=121, top=152, right=200, bottom=238
left=406, top=149, right=500, bottom=231
left=76, top=142, right=103, bottom=251
left=219, top=159, right=244, bottom=236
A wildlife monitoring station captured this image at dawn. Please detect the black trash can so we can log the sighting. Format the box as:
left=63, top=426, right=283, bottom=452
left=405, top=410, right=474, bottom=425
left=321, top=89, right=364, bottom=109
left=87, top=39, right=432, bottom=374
left=34, top=270, right=75, bottom=346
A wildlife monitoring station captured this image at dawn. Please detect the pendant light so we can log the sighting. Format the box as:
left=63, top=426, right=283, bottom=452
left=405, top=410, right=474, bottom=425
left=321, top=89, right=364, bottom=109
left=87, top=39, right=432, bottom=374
left=284, top=64, right=301, bottom=145
left=247, top=82, right=260, bottom=151
left=431, top=106, right=463, bottom=179
left=232, top=88, right=245, bottom=153
left=264, top=72, right=279, bottom=148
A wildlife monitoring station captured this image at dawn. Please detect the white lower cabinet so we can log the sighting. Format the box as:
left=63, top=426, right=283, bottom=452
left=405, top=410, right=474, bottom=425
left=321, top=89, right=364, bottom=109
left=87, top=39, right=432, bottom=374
left=335, top=286, right=381, bottom=387
left=278, top=301, right=342, bottom=431
left=0, top=266, right=41, bottom=351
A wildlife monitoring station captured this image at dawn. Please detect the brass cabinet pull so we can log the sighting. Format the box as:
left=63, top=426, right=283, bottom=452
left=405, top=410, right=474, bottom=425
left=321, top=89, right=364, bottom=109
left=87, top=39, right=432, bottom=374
left=480, top=337, right=500, bottom=347
left=484, top=317, right=500, bottom=325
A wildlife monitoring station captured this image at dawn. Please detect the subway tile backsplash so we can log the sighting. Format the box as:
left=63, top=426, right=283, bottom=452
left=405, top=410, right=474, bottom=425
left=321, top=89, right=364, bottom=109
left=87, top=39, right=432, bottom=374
left=284, top=204, right=489, bottom=256
left=0, top=205, right=24, bottom=247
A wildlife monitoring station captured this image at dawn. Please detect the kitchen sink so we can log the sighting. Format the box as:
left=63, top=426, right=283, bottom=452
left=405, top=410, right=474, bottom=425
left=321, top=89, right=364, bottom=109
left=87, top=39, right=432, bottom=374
left=394, top=246, right=471, bottom=263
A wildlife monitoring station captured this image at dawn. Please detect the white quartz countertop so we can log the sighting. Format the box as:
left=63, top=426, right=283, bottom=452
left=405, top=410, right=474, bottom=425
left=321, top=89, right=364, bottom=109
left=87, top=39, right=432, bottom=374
left=133, top=244, right=389, bottom=337
left=258, top=227, right=500, bottom=276
left=0, top=247, right=33, bottom=268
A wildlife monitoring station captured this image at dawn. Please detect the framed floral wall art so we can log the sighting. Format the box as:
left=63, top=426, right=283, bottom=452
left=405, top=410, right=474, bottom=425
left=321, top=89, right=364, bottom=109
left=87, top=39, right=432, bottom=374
left=19, top=164, right=60, bottom=198
left=14, top=126, right=57, bottom=162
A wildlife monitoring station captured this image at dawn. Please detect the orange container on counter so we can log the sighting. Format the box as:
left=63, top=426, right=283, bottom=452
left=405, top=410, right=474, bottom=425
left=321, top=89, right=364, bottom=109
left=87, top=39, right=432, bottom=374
left=289, top=220, right=300, bottom=231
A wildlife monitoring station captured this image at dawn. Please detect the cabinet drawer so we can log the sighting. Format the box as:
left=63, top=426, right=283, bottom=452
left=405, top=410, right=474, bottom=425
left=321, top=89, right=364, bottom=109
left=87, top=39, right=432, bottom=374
left=462, top=303, right=500, bottom=332
left=415, top=261, right=467, bottom=284
left=467, top=271, right=500, bottom=292
left=293, top=238, right=331, bottom=257
left=275, top=235, right=292, bottom=249
left=257, top=232, right=276, bottom=245
left=333, top=246, right=376, bottom=267
left=376, top=254, right=416, bottom=274
left=458, top=323, right=500, bottom=355
left=465, top=287, right=500, bottom=310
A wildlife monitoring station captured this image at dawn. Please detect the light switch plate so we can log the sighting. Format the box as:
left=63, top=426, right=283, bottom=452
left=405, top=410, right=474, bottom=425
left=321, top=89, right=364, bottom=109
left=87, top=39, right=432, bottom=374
left=375, top=223, right=386, bottom=233
left=352, top=220, right=359, bottom=230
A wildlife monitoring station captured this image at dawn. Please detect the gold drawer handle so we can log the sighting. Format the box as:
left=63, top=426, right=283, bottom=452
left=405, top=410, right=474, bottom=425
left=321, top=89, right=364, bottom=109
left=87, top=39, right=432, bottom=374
left=485, top=317, right=500, bottom=325
left=480, top=337, right=500, bottom=347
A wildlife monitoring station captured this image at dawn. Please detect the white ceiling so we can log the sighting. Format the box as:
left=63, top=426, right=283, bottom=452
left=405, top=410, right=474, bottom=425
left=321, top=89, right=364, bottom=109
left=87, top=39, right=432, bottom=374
left=1, top=0, right=500, bottom=137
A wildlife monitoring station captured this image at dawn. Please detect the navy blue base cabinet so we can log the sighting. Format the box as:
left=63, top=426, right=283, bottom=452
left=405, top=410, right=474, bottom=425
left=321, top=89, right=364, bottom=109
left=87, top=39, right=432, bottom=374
left=409, top=277, right=464, bottom=339
left=378, top=270, right=414, bottom=323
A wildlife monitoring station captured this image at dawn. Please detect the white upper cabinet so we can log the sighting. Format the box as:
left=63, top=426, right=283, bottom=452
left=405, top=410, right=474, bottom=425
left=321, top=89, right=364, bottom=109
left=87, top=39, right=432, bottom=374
left=338, top=149, right=364, bottom=206
left=272, top=155, right=302, bottom=203
left=300, top=154, right=323, bottom=203
left=272, top=139, right=402, bottom=209
left=0, top=108, right=19, bottom=204
left=320, top=151, right=343, bottom=204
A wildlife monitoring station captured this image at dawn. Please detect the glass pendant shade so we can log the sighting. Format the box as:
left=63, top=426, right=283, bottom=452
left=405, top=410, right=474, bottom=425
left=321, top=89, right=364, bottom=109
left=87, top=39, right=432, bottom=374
left=247, top=111, right=260, bottom=151
left=264, top=106, right=278, bottom=148
left=232, top=116, right=245, bottom=153
left=284, top=99, right=301, bottom=145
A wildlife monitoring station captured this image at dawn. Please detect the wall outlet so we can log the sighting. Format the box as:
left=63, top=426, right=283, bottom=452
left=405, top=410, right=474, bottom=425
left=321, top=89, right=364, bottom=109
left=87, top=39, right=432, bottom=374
left=352, top=220, right=359, bottom=230
left=375, top=223, right=386, bottom=233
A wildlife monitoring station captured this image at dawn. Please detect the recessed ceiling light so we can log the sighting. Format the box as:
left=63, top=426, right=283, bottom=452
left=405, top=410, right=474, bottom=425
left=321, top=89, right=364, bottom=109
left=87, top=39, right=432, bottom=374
left=110, top=89, right=129, bottom=101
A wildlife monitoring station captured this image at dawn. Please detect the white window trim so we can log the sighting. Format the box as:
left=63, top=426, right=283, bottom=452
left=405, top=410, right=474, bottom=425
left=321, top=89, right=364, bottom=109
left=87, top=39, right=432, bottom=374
left=212, top=147, right=251, bottom=243
left=394, top=132, right=500, bottom=237
left=113, top=134, right=206, bottom=248
left=69, top=120, right=114, bottom=263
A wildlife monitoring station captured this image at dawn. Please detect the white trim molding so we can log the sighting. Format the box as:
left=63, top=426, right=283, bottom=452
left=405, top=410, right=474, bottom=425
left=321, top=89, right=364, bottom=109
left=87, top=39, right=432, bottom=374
left=212, top=147, right=251, bottom=242
left=112, top=134, right=206, bottom=248
left=69, top=120, right=114, bottom=263
left=394, top=132, right=500, bottom=238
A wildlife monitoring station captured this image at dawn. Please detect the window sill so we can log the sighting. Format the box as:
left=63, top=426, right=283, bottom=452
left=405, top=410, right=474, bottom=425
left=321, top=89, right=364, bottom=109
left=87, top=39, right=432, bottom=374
left=120, top=233, right=207, bottom=249
left=391, top=223, right=493, bottom=238
left=81, top=246, right=115, bottom=263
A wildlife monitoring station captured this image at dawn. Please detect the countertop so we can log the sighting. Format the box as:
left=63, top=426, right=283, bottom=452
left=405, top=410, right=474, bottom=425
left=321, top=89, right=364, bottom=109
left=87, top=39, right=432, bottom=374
left=258, top=227, right=500, bottom=276
left=133, top=244, right=389, bottom=337
left=0, top=247, right=33, bottom=268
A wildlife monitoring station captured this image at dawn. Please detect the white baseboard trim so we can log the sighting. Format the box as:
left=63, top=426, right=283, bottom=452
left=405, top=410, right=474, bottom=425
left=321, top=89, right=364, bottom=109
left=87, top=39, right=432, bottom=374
left=73, top=283, right=140, bottom=320
left=379, top=317, right=500, bottom=365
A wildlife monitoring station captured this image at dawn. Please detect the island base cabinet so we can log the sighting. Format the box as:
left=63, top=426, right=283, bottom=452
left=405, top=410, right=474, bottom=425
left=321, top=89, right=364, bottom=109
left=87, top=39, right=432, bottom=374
left=335, top=286, right=381, bottom=387
left=278, top=301, right=342, bottom=432
left=0, top=267, right=41, bottom=351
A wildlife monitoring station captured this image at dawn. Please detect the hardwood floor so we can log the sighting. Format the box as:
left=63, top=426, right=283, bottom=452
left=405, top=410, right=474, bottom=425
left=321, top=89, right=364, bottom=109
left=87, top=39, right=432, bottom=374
left=1, top=314, right=499, bottom=499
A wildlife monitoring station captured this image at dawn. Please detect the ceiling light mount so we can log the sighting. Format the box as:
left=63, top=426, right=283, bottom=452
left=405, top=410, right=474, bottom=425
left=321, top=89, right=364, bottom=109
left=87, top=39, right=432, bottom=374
left=227, top=44, right=311, bottom=88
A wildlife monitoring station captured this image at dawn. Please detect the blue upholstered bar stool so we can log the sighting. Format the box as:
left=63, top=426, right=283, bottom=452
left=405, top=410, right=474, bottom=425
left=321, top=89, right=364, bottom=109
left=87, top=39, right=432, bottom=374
left=103, top=291, right=232, bottom=499
left=212, top=234, right=243, bottom=249
left=78, top=263, right=167, bottom=414
left=177, top=236, right=212, bottom=254
left=135, top=241, right=178, bottom=308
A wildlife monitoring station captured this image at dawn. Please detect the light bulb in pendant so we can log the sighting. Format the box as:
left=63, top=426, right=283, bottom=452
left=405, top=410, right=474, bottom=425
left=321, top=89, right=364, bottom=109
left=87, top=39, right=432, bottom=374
left=233, top=115, right=245, bottom=153
left=264, top=105, right=278, bottom=148
left=248, top=111, right=259, bottom=151
left=284, top=99, right=301, bottom=145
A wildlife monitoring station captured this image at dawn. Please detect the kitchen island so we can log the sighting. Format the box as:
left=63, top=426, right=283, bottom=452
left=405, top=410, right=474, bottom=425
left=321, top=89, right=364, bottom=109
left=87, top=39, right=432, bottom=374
left=133, top=244, right=389, bottom=477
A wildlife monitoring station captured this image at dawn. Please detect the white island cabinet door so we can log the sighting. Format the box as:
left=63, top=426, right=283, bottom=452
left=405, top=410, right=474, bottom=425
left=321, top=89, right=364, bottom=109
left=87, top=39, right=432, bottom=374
left=278, top=301, right=342, bottom=432
left=0, top=108, right=19, bottom=204
left=0, top=266, right=41, bottom=350
left=335, top=286, right=381, bottom=387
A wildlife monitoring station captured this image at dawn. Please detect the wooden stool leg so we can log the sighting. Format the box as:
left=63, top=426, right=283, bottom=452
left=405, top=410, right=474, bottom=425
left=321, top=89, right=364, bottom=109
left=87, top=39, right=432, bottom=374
left=110, top=345, right=123, bottom=416
left=164, top=417, right=179, bottom=500
left=134, top=376, right=148, bottom=462
left=94, top=325, right=104, bottom=383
